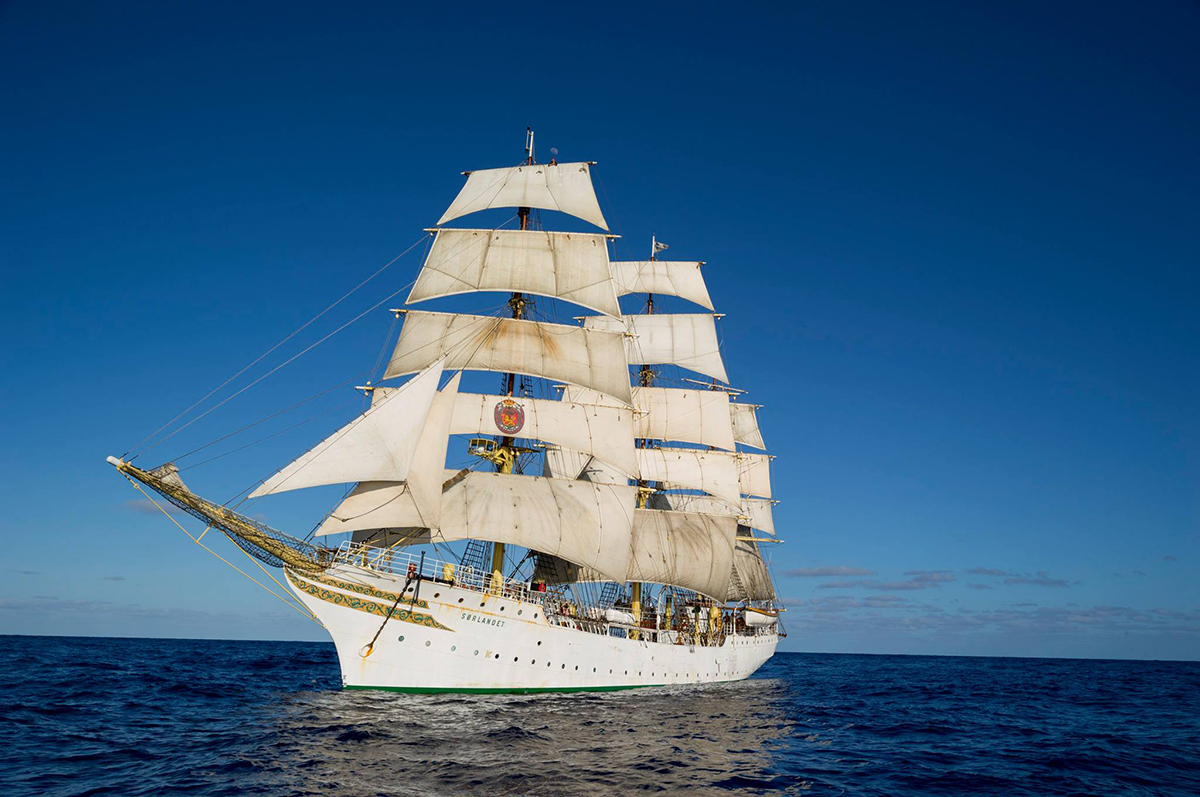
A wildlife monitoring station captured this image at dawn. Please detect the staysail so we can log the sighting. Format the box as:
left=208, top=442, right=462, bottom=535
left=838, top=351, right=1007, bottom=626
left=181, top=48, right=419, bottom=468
left=250, top=359, right=444, bottom=497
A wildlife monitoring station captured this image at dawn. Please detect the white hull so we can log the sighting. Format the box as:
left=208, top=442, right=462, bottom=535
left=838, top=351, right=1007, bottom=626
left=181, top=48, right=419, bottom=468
left=287, top=564, right=778, bottom=693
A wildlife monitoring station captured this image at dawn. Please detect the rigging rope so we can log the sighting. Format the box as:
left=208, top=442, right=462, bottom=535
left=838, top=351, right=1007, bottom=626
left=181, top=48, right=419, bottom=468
left=126, top=233, right=432, bottom=459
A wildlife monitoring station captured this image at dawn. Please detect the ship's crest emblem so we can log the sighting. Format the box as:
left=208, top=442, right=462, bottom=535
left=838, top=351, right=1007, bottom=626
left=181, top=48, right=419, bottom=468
left=494, top=399, right=525, bottom=435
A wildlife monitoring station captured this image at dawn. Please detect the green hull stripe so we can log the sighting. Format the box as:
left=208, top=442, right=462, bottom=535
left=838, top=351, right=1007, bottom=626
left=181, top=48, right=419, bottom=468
left=344, top=682, right=668, bottom=695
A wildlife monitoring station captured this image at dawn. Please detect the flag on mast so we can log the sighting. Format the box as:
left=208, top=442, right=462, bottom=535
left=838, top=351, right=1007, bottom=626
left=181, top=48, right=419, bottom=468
left=652, top=236, right=669, bottom=257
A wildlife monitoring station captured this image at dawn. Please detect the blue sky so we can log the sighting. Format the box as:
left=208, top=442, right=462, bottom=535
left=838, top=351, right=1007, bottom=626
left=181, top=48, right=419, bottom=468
left=1, top=1, right=1196, bottom=659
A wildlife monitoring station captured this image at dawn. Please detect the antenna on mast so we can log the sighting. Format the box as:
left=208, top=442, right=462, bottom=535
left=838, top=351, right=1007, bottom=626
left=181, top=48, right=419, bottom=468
left=525, top=127, right=535, bottom=165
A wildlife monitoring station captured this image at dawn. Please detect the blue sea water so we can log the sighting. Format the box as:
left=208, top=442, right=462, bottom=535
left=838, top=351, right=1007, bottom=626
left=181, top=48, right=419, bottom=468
left=1, top=636, right=1197, bottom=796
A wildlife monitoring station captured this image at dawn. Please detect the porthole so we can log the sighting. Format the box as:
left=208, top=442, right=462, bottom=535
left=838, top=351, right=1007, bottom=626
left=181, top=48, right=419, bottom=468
left=624, top=670, right=628, bottom=675
left=561, top=664, right=566, bottom=669
left=537, top=640, right=542, bottom=646
left=425, top=641, right=431, bottom=647
left=499, top=606, right=504, bottom=612
left=433, top=592, right=440, bottom=599
left=458, top=598, right=464, bottom=604
left=494, top=654, right=499, bottom=659
left=515, top=657, right=519, bottom=662
left=480, top=602, right=486, bottom=607
left=593, top=668, right=597, bottom=673
left=474, top=650, right=479, bottom=656
left=534, top=613, right=539, bottom=618
left=398, top=635, right=405, bottom=642
left=517, top=609, right=523, bottom=615
left=546, top=662, right=551, bottom=667
left=451, top=645, right=457, bottom=652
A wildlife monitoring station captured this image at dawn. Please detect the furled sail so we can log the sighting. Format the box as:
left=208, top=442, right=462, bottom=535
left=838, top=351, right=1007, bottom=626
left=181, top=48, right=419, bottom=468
left=437, top=162, right=609, bottom=231
left=564, top=386, right=735, bottom=451
left=407, top=229, right=621, bottom=318
left=610, top=260, right=713, bottom=311
left=385, top=311, right=632, bottom=405
left=739, top=453, right=773, bottom=499
left=542, top=445, right=632, bottom=485
left=637, top=447, right=742, bottom=506
left=433, top=471, right=636, bottom=584
left=729, top=402, right=766, bottom=450
left=626, top=509, right=737, bottom=600
left=250, top=359, right=444, bottom=498
left=728, top=535, right=775, bottom=602
left=582, top=314, right=728, bottom=383
left=451, top=392, right=636, bottom=475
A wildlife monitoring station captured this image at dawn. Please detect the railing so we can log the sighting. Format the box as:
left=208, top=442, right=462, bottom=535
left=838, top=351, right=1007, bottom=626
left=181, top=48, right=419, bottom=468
left=332, top=541, right=778, bottom=644
left=334, top=541, right=531, bottom=602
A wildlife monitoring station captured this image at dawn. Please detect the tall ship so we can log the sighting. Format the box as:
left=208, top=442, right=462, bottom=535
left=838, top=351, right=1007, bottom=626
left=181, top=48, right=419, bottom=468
left=108, top=132, right=783, bottom=693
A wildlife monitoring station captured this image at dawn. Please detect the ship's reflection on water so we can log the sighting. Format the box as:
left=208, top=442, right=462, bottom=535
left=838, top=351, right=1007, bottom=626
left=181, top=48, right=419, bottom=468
left=262, top=677, right=801, bottom=795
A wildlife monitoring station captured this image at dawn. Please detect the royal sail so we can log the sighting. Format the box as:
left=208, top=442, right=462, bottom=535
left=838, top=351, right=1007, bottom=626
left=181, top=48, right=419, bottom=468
left=438, top=162, right=608, bottom=230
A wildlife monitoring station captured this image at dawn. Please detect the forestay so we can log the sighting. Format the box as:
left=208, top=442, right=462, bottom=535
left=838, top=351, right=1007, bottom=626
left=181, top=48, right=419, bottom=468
left=638, top=447, right=742, bottom=506
left=627, top=509, right=737, bottom=600
left=564, top=386, right=736, bottom=451
left=729, top=402, right=766, bottom=449
left=250, top=359, right=443, bottom=498
left=437, top=162, right=609, bottom=231
left=385, top=311, right=632, bottom=405
left=610, top=260, right=713, bottom=311
left=583, top=314, right=728, bottom=383
left=728, top=536, right=775, bottom=602
left=407, top=229, right=621, bottom=318
left=434, top=471, right=637, bottom=584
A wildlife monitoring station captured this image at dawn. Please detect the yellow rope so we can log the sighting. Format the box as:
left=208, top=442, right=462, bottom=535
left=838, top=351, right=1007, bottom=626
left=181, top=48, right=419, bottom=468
left=124, top=477, right=321, bottom=626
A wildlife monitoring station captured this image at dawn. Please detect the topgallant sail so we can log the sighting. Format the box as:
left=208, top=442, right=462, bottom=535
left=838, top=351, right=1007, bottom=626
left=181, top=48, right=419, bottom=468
left=107, top=131, right=782, bottom=693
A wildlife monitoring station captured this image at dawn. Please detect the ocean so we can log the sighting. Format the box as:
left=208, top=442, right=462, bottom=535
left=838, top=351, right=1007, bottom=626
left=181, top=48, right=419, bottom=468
left=1, top=636, right=1197, bottom=796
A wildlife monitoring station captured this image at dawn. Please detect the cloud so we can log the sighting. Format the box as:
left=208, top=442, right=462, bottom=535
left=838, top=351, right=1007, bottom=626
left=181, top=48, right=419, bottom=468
left=967, top=583, right=995, bottom=590
left=818, top=571, right=956, bottom=591
left=1003, top=572, right=1070, bottom=588
left=6, top=569, right=40, bottom=576
left=785, top=566, right=877, bottom=578
left=783, top=597, right=1200, bottom=643
left=1163, top=555, right=1178, bottom=562
left=102, top=576, right=127, bottom=582
left=967, top=567, right=1073, bottom=588
left=967, top=567, right=1015, bottom=577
